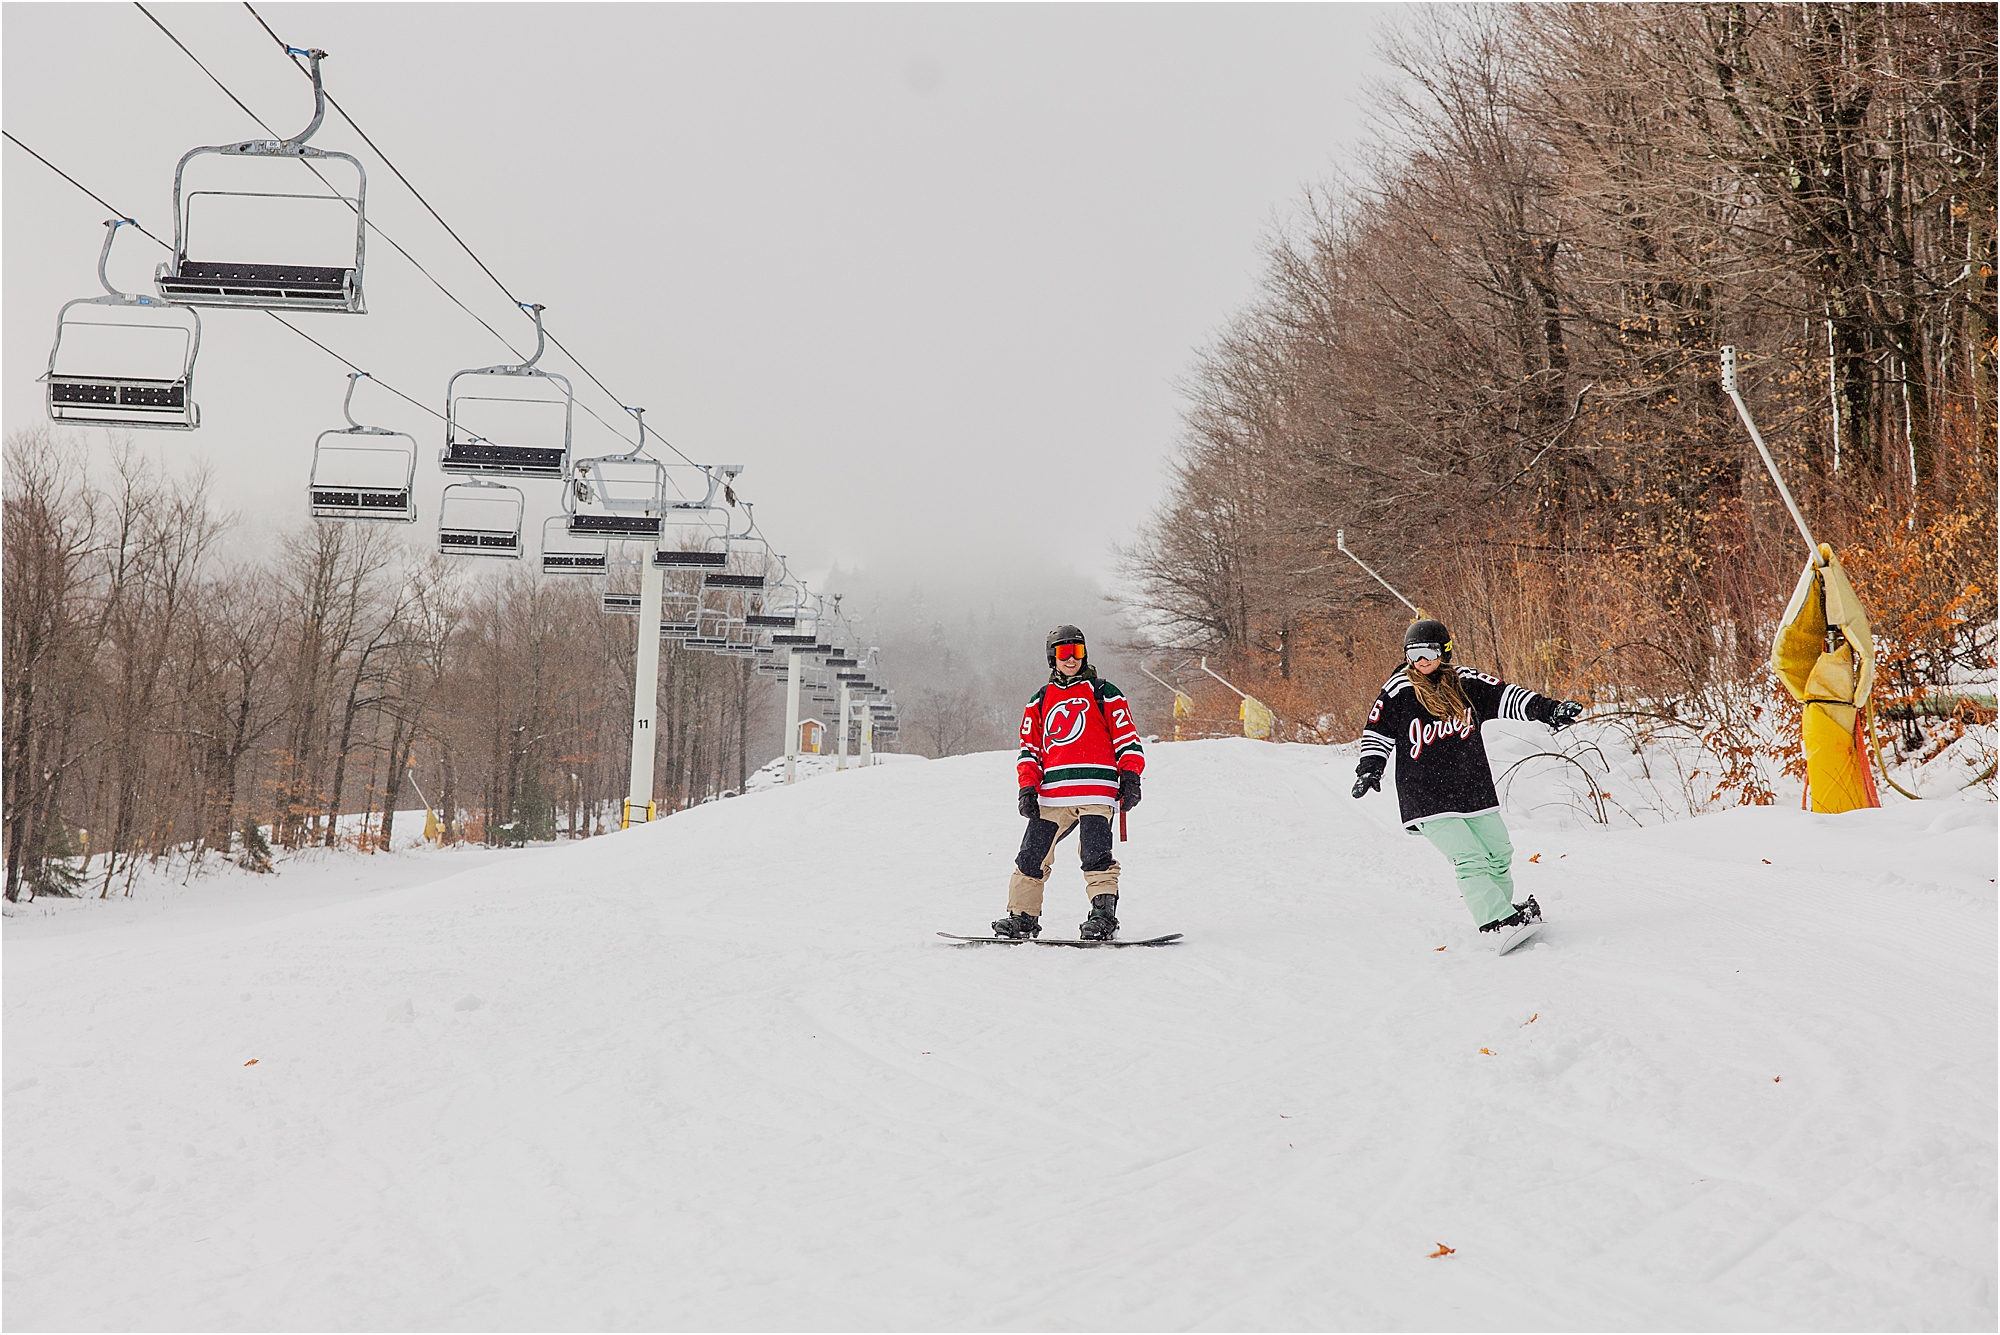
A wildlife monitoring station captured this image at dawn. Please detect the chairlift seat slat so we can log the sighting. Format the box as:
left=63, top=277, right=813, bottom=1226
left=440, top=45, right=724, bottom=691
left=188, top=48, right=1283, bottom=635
left=157, top=261, right=357, bottom=311
left=568, top=513, right=663, bottom=537
left=440, top=441, right=568, bottom=478
left=311, top=488, right=410, bottom=516
left=745, top=615, right=798, bottom=628
left=771, top=634, right=817, bottom=646
left=439, top=531, right=520, bottom=551
left=703, top=573, right=766, bottom=589
left=50, top=378, right=187, bottom=408
left=655, top=550, right=729, bottom=568
left=543, top=552, right=608, bottom=573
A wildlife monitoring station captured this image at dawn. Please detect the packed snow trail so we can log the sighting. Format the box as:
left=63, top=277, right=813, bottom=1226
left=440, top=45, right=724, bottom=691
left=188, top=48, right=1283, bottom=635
left=5, top=738, right=1994, bottom=1329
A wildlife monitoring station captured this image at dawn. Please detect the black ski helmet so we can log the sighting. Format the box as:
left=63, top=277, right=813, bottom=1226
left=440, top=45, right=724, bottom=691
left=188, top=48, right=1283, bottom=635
left=1045, top=624, right=1087, bottom=669
left=1404, top=618, right=1453, bottom=665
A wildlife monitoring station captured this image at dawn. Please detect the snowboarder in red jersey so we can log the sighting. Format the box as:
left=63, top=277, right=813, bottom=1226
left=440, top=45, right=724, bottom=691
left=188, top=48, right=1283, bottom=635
left=991, top=626, right=1146, bottom=941
left=1352, top=619, right=1586, bottom=943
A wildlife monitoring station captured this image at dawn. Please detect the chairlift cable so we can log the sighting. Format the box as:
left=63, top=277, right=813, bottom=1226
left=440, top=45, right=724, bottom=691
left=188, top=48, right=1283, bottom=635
left=3, top=128, right=445, bottom=426
left=240, top=1, right=704, bottom=472
left=0, top=132, right=169, bottom=249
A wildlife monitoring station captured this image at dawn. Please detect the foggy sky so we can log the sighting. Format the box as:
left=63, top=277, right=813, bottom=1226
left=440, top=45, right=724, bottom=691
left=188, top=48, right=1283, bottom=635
left=3, top=2, right=1397, bottom=592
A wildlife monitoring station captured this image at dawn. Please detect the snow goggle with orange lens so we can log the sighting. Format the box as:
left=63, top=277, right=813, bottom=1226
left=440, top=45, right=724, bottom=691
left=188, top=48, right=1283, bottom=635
left=1053, top=642, right=1086, bottom=662
left=1406, top=643, right=1447, bottom=664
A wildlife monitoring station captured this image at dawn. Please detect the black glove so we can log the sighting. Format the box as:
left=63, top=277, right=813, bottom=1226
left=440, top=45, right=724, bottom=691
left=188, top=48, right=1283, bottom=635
left=1119, top=771, right=1142, bottom=812
left=1018, top=786, right=1040, bottom=819
left=1549, top=700, right=1585, bottom=732
left=1351, top=758, right=1384, bottom=799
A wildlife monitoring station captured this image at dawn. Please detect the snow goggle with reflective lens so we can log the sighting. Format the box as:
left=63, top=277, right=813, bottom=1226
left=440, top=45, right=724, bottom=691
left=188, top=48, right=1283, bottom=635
left=1406, top=643, right=1447, bottom=664
left=1053, top=642, right=1086, bottom=661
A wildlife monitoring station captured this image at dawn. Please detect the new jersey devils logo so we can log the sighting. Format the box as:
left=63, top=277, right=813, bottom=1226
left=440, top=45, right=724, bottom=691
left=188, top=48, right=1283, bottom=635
left=1043, top=698, right=1092, bottom=748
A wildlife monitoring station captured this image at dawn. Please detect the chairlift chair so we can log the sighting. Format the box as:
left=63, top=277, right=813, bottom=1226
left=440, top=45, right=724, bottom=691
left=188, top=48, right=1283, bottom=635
left=540, top=515, right=607, bottom=575
left=155, top=50, right=366, bottom=313
left=45, top=220, right=202, bottom=430
left=308, top=372, right=415, bottom=522
left=565, top=406, right=668, bottom=538
left=442, top=304, right=574, bottom=478
left=436, top=480, right=524, bottom=559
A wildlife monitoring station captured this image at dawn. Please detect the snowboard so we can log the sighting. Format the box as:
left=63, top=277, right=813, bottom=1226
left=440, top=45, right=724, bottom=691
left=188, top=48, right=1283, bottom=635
left=936, top=932, right=1183, bottom=949
left=1495, top=919, right=1544, bottom=955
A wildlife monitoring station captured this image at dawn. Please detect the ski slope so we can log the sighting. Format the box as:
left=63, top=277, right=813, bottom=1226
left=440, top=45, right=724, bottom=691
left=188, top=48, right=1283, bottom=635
left=5, top=738, right=1994, bottom=1330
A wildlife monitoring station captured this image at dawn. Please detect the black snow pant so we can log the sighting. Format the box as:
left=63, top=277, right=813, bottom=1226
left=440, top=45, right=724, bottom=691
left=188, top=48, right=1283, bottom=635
left=1006, top=803, right=1118, bottom=916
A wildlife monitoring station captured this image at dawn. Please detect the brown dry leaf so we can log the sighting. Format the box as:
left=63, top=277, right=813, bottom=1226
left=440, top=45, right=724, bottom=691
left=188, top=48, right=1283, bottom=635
left=1520, top=1013, right=1538, bottom=1026
left=243, top=1059, right=258, bottom=1066
left=1528, top=853, right=1541, bottom=863
left=1434, top=946, right=1447, bottom=952
left=1773, top=1076, right=1781, bottom=1082
left=1761, top=859, right=1772, bottom=864
left=1429, top=1243, right=1455, bottom=1258
left=1479, top=1048, right=1495, bottom=1055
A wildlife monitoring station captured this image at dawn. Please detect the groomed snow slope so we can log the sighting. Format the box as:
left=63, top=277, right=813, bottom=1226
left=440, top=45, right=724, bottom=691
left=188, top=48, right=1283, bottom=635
left=5, top=738, right=1994, bottom=1330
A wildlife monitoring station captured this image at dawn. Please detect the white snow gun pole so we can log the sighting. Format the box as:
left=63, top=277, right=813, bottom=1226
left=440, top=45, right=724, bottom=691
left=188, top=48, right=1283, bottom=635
left=1335, top=530, right=1423, bottom=617
left=1720, top=346, right=1824, bottom=569
left=1199, top=657, right=1249, bottom=703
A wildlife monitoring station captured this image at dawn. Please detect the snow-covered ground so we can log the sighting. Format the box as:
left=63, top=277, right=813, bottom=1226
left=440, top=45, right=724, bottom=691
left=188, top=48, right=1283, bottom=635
left=5, top=736, right=1994, bottom=1329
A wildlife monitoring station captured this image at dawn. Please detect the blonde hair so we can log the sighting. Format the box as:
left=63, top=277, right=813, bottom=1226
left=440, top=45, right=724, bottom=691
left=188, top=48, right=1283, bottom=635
left=1405, top=663, right=1472, bottom=725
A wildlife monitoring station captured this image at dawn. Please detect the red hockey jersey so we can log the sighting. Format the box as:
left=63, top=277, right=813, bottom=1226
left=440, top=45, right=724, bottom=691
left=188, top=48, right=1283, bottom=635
left=1016, top=673, right=1145, bottom=807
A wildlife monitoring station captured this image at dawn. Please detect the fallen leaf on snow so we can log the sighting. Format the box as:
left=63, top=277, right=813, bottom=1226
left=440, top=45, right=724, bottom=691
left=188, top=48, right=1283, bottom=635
left=1528, top=853, right=1541, bottom=863
left=1429, top=1243, right=1455, bottom=1258
left=1773, top=1076, right=1781, bottom=1082
left=1520, top=1013, right=1538, bottom=1026
left=1761, top=858, right=1772, bottom=864
left=243, top=1059, right=258, bottom=1066
left=1435, top=946, right=1447, bottom=952
left=1479, top=1048, right=1495, bottom=1055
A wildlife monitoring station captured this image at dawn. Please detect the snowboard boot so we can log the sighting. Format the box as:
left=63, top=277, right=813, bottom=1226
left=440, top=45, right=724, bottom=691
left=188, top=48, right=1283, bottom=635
left=991, top=911, right=1041, bottom=939
left=1078, top=894, right=1120, bottom=941
left=1478, top=895, right=1543, bottom=933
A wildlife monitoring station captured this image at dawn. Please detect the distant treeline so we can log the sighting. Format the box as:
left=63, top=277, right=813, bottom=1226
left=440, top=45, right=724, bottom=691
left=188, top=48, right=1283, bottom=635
left=2, top=431, right=779, bottom=900
left=1123, top=3, right=1996, bottom=760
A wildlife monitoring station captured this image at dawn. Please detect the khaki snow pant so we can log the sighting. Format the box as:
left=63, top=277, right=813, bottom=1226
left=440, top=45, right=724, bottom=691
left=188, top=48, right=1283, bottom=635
left=1006, top=803, right=1119, bottom=916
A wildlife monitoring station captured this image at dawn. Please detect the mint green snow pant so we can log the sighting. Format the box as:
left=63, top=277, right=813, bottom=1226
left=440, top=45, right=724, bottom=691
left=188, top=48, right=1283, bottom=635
left=1417, top=813, right=1516, bottom=928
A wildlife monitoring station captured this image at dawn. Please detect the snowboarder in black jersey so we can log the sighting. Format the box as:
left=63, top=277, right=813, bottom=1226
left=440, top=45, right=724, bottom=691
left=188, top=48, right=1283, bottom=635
left=1352, top=619, right=1585, bottom=936
left=990, top=626, right=1145, bottom=942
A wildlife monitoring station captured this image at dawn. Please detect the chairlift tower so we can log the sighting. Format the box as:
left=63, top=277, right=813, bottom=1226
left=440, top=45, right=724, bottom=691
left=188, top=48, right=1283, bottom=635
left=785, top=591, right=828, bottom=785
left=626, top=457, right=743, bottom=824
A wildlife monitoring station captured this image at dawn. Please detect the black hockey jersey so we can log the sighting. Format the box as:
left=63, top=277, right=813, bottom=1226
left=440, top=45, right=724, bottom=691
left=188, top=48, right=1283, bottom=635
left=1355, top=667, right=1561, bottom=828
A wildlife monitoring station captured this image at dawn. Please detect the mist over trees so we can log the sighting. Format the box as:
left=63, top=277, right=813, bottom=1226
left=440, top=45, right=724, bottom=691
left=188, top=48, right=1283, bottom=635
left=1121, top=3, right=1996, bottom=776
left=2, top=428, right=783, bottom=901
left=821, top=563, right=1152, bottom=758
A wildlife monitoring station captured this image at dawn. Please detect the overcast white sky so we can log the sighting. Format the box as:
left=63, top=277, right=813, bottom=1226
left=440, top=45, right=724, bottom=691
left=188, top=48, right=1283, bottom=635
left=4, top=2, right=1398, bottom=590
